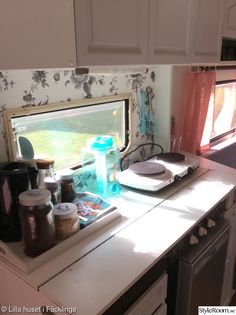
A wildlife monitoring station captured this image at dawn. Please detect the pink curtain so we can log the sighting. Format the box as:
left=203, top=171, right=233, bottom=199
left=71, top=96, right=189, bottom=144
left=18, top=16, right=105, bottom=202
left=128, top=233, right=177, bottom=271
left=181, top=69, right=216, bottom=154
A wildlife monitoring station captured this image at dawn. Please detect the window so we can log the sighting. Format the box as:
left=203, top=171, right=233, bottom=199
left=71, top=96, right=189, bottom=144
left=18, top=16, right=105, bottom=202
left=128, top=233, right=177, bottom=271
left=4, top=93, right=131, bottom=170
left=201, top=81, right=236, bottom=147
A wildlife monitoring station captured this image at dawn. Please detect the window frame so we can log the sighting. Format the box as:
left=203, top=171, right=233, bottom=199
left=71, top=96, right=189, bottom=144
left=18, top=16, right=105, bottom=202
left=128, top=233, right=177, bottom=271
left=3, top=93, right=132, bottom=167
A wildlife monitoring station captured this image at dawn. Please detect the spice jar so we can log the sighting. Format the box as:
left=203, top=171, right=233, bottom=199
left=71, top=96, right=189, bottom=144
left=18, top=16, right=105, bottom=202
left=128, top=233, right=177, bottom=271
left=58, top=169, right=76, bottom=203
left=19, top=189, right=56, bottom=257
left=36, top=159, right=60, bottom=204
left=53, top=203, right=80, bottom=240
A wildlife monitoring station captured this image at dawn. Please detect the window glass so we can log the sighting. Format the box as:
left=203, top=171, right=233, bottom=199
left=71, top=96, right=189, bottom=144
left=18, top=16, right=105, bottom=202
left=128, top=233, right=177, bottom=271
left=212, top=82, right=236, bottom=138
left=201, top=81, right=236, bottom=146
left=8, top=96, right=129, bottom=170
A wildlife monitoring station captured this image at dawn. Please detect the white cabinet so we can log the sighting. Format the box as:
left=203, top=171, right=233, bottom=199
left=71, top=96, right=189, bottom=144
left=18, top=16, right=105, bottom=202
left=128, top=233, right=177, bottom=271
left=149, top=0, right=224, bottom=64
left=223, top=0, right=236, bottom=38
left=124, top=273, right=168, bottom=315
left=0, top=0, right=77, bottom=70
left=221, top=202, right=236, bottom=305
left=149, top=0, right=192, bottom=64
left=0, top=0, right=226, bottom=69
left=76, top=0, right=225, bottom=66
left=153, top=303, right=167, bottom=315
left=75, top=0, right=149, bottom=66
left=191, top=0, right=224, bottom=63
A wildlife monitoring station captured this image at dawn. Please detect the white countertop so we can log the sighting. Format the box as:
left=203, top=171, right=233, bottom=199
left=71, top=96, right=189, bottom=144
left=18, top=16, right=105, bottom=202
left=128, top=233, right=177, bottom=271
left=39, top=158, right=236, bottom=315
left=1, top=154, right=236, bottom=314
left=0, top=163, right=208, bottom=288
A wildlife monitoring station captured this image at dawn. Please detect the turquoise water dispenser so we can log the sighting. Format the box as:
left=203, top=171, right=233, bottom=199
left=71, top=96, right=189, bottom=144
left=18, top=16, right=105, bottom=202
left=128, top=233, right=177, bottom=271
left=81, top=136, right=120, bottom=198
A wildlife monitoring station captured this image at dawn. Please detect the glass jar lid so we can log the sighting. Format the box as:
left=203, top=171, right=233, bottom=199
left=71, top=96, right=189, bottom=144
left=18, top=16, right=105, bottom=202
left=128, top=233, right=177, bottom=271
left=19, top=189, right=51, bottom=206
left=57, top=168, right=75, bottom=181
left=53, top=203, right=78, bottom=219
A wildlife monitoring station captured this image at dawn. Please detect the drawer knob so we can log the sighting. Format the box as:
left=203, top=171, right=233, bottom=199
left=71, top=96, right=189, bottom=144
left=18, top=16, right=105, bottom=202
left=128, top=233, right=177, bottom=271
left=207, top=218, right=216, bottom=228
left=189, top=235, right=198, bottom=245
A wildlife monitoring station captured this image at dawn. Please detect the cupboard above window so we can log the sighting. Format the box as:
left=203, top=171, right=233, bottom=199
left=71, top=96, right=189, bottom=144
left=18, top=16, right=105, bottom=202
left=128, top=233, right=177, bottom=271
left=190, top=0, right=224, bottom=64
left=75, top=0, right=149, bottom=66
left=0, top=0, right=227, bottom=70
left=223, top=0, right=236, bottom=39
left=0, top=0, right=77, bottom=70
left=76, top=0, right=225, bottom=66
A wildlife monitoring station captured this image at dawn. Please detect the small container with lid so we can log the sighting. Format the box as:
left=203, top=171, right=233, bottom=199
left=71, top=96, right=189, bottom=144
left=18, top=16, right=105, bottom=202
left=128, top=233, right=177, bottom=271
left=19, top=189, right=56, bottom=257
left=53, top=203, right=80, bottom=240
left=58, top=169, right=76, bottom=203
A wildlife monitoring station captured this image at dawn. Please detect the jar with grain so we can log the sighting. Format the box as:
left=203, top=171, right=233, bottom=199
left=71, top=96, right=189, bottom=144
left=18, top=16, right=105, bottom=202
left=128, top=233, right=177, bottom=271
left=53, top=203, right=80, bottom=240
left=19, top=189, right=56, bottom=257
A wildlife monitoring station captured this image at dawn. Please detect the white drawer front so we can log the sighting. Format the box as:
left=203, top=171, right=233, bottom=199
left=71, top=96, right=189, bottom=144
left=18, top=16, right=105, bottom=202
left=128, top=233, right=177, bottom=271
left=124, top=273, right=167, bottom=315
left=153, top=303, right=167, bottom=315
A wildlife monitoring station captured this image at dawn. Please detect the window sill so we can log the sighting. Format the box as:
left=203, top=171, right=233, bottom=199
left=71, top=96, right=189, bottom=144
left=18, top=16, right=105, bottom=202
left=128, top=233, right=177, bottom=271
left=201, top=135, right=236, bottom=169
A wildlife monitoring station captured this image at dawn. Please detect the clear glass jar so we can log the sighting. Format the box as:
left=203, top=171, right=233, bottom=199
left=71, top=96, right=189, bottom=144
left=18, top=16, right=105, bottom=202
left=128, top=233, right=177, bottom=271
left=58, top=169, right=76, bottom=203
left=19, top=189, right=56, bottom=257
left=36, top=159, right=60, bottom=204
left=53, top=203, right=80, bottom=240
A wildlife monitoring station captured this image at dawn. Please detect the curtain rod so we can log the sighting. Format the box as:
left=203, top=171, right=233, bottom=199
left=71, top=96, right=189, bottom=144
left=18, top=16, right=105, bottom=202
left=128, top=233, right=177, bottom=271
left=191, top=66, right=216, bottom=72
left=216, top=65, right=236, bottom=70
left=191, top=65, right=236, bottom=72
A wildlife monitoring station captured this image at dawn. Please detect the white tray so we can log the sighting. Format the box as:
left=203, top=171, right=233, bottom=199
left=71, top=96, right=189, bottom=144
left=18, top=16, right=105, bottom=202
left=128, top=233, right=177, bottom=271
left=0, top=206, right=120, bottom=274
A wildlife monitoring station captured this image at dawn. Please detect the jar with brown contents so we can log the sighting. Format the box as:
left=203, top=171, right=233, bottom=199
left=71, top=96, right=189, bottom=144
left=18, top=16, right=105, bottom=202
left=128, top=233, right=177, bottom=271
left=53, top=203, right=80, bottom=240
left=19, top=189, right=56, bottom=257
left=58, top=169, right=76, bottom=203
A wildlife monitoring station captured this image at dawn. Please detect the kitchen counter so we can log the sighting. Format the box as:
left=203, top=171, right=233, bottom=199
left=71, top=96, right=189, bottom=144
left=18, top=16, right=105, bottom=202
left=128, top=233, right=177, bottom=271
left=0, top=160, right=208, bottom=288
left=40, top=156, right=236, bottom=315
left=1, top=154, right=236, bottom=314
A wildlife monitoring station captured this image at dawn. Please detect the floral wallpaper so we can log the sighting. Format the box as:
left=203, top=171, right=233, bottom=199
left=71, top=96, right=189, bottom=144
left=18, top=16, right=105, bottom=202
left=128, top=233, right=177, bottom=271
left=0, top=67, right=159, bottom=163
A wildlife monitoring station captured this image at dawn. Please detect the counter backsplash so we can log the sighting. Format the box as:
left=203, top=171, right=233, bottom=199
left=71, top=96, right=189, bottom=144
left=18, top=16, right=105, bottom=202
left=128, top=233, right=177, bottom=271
left=0, top=67, right=159, bottom=162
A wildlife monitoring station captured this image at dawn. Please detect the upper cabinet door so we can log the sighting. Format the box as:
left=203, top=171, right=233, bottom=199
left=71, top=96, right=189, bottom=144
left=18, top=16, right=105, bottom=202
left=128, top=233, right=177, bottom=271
left=223, top=0, right=236, bottom=38
left=0, top=0, right=77, bottom=70
left=149, top=0, right=192, bottom=64
left=191, top=0, right=224, bottom=63
left=75, top=0, right=149, bottom=66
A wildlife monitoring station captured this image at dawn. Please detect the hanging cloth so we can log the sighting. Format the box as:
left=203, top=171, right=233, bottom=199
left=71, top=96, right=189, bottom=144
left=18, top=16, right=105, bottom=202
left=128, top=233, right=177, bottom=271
left=182, top=69, right=216, bottom=154
left=146, top=86, right=156, bottom=136
left=140, top=89, right=147, bottom=135
left=139, top=88, right=157, bottom=137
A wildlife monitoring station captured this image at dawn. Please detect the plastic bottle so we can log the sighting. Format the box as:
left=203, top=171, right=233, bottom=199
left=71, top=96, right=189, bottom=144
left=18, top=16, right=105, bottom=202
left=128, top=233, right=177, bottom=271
left=81, top=135, right=120, bottom=198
